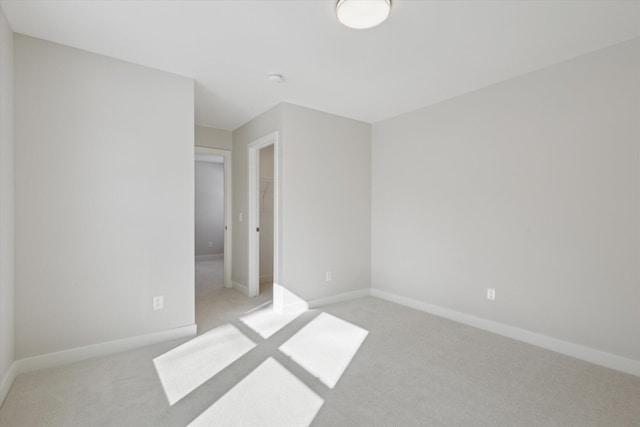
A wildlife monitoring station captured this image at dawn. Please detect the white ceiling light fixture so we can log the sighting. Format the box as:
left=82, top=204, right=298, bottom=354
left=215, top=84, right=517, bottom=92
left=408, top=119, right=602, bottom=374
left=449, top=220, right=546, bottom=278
left=336, top=0, right=392, bottom=30
left=268, top=74, right=284, bottom=83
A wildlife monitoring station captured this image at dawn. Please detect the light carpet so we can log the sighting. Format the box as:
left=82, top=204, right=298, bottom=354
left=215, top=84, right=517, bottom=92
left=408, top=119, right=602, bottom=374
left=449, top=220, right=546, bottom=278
left=153, top=324, right=256, bottom=405
left=188, top=357, right=323, bottom=427
left=195, top=258, right=224, bottom=297
left=1, top=294, right=639, bottom=426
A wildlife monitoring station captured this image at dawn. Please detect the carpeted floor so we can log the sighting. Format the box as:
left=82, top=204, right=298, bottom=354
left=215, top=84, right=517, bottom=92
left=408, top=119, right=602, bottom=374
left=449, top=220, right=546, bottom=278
left=1, top=291, right=639, bottom=426
left=195, top=274, right=273, bottom=334
left=195, top=258, right=225, bottom=297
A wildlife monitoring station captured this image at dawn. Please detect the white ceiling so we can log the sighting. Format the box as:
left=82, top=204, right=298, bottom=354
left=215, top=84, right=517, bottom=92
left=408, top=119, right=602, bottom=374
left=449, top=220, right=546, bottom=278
left=2, top=1, right=639, bottom=130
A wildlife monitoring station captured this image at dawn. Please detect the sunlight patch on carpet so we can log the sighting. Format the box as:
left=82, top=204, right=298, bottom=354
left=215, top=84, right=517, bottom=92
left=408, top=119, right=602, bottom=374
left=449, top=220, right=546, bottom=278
left=188, top=357, right=323, bottom=427
left=154, top=324, right=255, bottom=405
left=279, top=312, right=368, bottom=388
left=240, top=302, right=305, bottom=338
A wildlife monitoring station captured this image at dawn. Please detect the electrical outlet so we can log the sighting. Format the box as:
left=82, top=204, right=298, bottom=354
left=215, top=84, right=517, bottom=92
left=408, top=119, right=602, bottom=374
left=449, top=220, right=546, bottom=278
left=239, top=212, right=243, bottom=222
left=325, top=271, right=332, bottom=282
left=487, top=288, right=496, bottom=301
left=208, top=241, right=213, bottom=248
left=153, top=295, right=164, bottom=310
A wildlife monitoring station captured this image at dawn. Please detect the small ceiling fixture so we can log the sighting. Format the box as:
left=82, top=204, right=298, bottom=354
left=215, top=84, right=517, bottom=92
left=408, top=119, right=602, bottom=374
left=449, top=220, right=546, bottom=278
left=268, top=74, right=284, bottom=83
left=336, top=0, right=391, bottom=30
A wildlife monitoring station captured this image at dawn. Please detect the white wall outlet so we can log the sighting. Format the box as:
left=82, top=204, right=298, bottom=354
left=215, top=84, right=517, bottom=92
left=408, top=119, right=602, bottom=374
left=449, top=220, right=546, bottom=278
left=153, top=295, right=164, bottom=310
left=325, top=271, right=332, bottom=282
left=208, top=241, right=213, bottom=248
left=487, top=288, right=496, bottom=301
left=239, top=212, right=243, bottom=222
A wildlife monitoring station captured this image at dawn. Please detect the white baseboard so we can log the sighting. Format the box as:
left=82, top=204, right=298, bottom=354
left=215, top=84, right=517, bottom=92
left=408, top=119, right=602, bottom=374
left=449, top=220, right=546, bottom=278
left=0, top=362, right=17, bottom=406
left=195, top=254, right=223, bottom=261
left=371, top=289, right=640, bottom=378
left=15, top=324, right=197, bottom=375
left=274, top=287, right=371, bottom=314
left=232, top=281, right=249, bottom=296
left=308, top=288, right=371, bottom=309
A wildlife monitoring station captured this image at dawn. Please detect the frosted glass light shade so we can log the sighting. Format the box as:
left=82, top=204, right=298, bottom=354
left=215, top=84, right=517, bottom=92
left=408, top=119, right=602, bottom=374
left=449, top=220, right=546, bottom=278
left=336, top=0, right=391, bottom=30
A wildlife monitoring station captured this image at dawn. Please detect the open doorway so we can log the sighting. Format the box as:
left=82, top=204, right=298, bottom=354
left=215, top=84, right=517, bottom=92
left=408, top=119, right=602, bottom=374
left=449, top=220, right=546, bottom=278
left=194, top=147, right=232, bottom=299
left=248, top=132, right=279, bottom=300
left=258, top=145, right=274, bottom=297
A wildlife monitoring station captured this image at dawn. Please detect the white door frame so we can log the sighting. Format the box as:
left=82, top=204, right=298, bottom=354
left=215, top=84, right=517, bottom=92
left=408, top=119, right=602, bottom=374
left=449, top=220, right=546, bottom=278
left=194, top=146, right=233, bottom=288
left=248, top=132, right=279, bottom=298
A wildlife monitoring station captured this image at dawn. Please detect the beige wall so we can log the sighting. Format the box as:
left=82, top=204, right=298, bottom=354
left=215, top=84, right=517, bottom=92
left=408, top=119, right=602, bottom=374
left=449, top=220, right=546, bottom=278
left=372, top=39, right=640, bottom=362
left=195, top=125, right=232, bottom=151
left=14, top=35, right=195, bottom=359
left=281, top=104, right=371, bottom=300
left=195, top=161, right=224, bottom=256
left=231, top=103, right=371, bottom=301
left=232, top=105, right=283, bottom=287
left=0, top=6, right=14, bottom=387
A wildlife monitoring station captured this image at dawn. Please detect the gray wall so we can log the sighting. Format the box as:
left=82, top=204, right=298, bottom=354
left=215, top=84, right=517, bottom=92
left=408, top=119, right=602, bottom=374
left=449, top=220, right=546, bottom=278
left=372, top=39, right=640, bottom=362
left=14, top=35, right=195, bottom=359
left=195, top=125, right=232, bottom=151
left=0, top=6, right=14, bottom=387
left=232, top=103, right=371, bottom=301
left=195, top=161, right=224, bottom=256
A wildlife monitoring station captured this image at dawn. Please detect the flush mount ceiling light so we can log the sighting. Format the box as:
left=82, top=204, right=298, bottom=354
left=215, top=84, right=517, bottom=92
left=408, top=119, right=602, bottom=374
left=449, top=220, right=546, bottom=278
left=268, top=74, right=284, bottom=83
left=336, top=0, right=391, bottom=30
